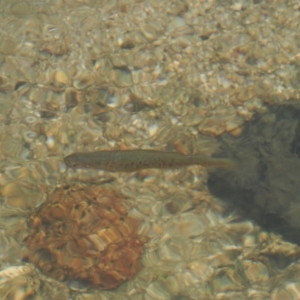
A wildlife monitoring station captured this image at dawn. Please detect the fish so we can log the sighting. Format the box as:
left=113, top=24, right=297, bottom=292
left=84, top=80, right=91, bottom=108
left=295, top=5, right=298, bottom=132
left=64, top=150, right=234, bottom=172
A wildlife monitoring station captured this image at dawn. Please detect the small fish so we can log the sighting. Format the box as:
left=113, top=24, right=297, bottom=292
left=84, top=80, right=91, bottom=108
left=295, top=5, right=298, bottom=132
left=64, top=150, right=234, bottom=172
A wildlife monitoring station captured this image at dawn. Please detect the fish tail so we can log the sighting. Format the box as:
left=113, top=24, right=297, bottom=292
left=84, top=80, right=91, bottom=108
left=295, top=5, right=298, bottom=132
left=195, top=157, right=235, bottom=169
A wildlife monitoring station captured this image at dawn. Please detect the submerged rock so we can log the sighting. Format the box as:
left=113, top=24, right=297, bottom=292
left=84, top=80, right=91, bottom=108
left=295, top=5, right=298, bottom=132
left=208, top=100, right=300, bottom=245
left=23, top=186, right=146, bottom=289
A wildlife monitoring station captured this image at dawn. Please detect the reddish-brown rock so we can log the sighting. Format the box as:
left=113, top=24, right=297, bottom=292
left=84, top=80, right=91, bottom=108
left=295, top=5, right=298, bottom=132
left=23, top=186, right=145, bottom=289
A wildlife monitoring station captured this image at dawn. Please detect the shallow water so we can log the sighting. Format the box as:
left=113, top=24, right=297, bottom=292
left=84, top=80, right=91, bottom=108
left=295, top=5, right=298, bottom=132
left=0, top=0, right=300, bottom=299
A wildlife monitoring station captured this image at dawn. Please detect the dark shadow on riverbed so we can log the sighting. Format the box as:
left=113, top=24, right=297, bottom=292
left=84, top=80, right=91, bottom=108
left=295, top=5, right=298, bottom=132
left=208, top=100, right=300, bottom=245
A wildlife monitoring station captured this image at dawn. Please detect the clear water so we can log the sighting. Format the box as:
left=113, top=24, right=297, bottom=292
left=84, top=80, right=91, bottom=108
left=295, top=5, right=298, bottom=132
left=0, top=0, right=299, bottom=299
